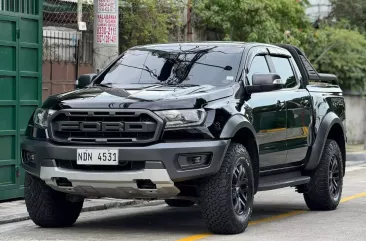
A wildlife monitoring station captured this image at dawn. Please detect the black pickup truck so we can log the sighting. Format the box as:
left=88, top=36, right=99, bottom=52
left=21, top=42, right=346, bottom=234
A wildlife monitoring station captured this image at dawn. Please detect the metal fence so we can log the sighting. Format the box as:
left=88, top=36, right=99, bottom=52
left=43, top=0, right=94, bottom=64
left=42, top=0, right=95, bottom=101
left=44, top=0, right=94, bottom=30
left=43, top=29, right=93, bottom=64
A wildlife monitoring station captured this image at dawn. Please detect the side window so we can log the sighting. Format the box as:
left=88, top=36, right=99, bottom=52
left=247, top=55, right=270, bottom=85
left=271, top=56, right=298, bottom=88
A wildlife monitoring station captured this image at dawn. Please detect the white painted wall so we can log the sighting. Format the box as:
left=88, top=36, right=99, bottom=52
left=344, top=95, right=366, bottom=144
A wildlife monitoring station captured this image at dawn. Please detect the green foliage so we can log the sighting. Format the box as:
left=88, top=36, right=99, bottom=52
left=276, top=26, right=366, bottom=91
left=308, top=27, right=366, bottom=91
left=287, top=21, right=366, bottom=91
left=329, top=0, right=366, bottom=32
left=193, top=0, right=309, bottom=43
left=118, top=0, right=184, bottom=52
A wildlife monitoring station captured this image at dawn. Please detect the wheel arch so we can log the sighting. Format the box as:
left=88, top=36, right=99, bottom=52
left=220, top=115, right=259, bottom=193
left=305, top=112, right=346, bottom=175
left=327, top=123, right=346, bottom=175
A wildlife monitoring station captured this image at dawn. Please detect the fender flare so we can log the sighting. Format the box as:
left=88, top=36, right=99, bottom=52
left=305, top=112, right=346, bottom=171
left=220, top=114, right=257, bottom=142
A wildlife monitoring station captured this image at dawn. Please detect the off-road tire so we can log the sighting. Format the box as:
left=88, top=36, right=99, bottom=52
left=303, top=139, right=344, bottom=211
left=24, top=172, right=84, bottom=228
left=165, top=199, right=195, bottom=207
left=198, top=142, right=254, bottom=234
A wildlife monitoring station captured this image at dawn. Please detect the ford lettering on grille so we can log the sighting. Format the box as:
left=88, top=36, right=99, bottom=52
left=56, top=121, right=157, bottom=132
left=49, top=110, right=163, bottom=144
left=57, top=122, right=125, bottom=132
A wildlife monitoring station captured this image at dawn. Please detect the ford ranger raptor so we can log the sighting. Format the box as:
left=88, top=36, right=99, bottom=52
left=21, top=42, right=346, bottom=234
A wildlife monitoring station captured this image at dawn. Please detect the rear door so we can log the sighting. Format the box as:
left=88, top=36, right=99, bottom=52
left=266, top=48, right=312, bottom=165
left=245, top=47, right=288, bottom=168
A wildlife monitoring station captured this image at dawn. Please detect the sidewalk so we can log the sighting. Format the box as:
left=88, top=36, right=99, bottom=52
left=346, top=144, right=366, bottom=162
left=0, top=198, right=152, bottom=225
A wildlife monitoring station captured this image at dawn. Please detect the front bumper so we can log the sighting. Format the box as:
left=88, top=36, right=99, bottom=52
left=21, top=139, right=230, bottom=199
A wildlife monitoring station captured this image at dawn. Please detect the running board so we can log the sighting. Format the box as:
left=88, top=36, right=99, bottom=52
left=258, top=176, right=310, bottom=191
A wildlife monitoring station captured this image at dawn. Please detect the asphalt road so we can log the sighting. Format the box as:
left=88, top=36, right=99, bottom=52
left=1, top=161, right=366, bottom=241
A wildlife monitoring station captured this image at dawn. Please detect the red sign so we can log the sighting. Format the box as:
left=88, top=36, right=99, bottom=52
left=98, top=0, right=116, bottom=12
left=96, top=14, right=117, bottom=44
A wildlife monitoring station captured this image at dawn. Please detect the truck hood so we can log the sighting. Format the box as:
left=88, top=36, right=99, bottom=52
left=43, top=84, right=234, bottom=110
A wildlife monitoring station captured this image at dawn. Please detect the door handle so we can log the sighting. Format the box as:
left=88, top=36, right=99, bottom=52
left=276, top=100, right=285, bottom=110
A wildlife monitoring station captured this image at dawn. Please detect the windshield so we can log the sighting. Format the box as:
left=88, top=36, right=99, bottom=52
left=97, top=45, right=243, bottom=87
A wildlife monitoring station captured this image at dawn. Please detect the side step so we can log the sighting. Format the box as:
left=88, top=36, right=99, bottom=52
left=258, top=176, right=310, bottom=191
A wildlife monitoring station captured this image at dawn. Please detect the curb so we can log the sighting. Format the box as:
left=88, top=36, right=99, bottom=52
left=0, top=214, right=30, bottom=225
left=0, top=199, right=150, bottom=226
left=347, top=152, right=366, bottom=162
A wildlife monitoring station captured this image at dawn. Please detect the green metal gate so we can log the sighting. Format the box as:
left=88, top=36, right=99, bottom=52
left=0, top=0, right=42, bottom=200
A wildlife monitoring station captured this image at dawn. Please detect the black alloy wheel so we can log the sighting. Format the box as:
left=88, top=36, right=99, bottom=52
left=303, top=139, right=344, bottom=211
left=329, top=154, right=341, bottom=200
left=232, top=162, right=249, bottom=215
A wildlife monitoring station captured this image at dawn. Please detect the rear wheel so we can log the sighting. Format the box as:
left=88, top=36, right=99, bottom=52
left=24, top=173, right=84, bottom=227
left=198, top=142, right=254, bottom=234
left=303, top=139, right=344, bottom=210
left=165, top=199, right=195, bottom=207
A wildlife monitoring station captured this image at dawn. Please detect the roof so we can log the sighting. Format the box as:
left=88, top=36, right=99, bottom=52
left=130, top=42, right=294, bottom=54
left=131, top=41, right=250, bottom=51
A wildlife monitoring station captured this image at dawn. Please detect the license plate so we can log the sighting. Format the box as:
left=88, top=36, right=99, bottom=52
left=77, top=149, right=119, bottom=165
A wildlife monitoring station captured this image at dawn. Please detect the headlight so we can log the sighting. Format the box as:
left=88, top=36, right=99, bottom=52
left=33, top=108, right=56, bottom=128
left=155, top=109, right=207, bottom=129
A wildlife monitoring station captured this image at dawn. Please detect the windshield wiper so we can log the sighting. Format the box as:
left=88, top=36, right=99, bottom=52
left=157, top=82, right=200, bottom=87
left=133, top=82, right=197, bottom=87
left=172, top=84, right=200, bottom=87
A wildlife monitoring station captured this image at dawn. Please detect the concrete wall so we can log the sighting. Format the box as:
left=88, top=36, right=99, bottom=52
left=344, top=95, right=366, bottom=144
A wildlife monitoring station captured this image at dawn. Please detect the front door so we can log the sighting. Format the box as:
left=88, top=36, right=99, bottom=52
left=245, top=49, right=288, bottom=168
left=266, top=51, right=312, bottom=164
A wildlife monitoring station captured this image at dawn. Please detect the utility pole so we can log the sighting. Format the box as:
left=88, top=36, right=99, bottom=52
left=77, top=0, right=83, bottom=80
left=93, top=0, right=119, bottom=73
left=77, top=0, right=83, bottom=24
left=187, top=0, right=193, bottom=42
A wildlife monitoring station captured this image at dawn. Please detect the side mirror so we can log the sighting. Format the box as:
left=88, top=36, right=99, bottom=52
left=75, top=74, right=97, bottom=89
left=246, top=73, right=283, bottom=94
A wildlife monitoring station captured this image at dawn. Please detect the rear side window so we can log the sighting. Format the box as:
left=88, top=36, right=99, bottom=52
left=271, top=56, right=298, bottom=88
left=247, top=56, right=270, bottom=85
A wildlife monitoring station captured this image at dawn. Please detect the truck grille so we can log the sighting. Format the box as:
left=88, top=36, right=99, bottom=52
left=48, top=109, right=163, bottom=145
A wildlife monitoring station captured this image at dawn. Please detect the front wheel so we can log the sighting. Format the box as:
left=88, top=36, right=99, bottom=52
left=303, top=139, right=344, bottom=210
left=24, top=173, right=84, bottom=227
left=198, top=142, right=254, bottom=234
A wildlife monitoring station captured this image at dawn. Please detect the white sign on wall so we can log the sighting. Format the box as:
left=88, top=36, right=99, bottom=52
left=98, top=0, right=116, bottom=12
left=96, top=13, right=118, bottom=44
left=96, top=0, right=117, bottom=44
